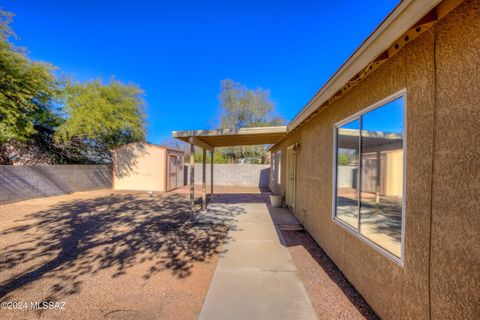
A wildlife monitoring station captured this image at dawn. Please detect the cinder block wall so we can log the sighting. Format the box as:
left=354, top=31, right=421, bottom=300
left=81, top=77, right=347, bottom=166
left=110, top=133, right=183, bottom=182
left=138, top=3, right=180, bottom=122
left=0, top=165, right=112, bottom=204
left=186, top=164, right=269, bottom=188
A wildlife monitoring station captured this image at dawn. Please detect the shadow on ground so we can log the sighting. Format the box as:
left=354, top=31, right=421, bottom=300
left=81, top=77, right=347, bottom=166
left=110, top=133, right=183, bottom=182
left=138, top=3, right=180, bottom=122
left=0, top=193, right=242, bottom=303
left=209, top=192, right=269, bottom=204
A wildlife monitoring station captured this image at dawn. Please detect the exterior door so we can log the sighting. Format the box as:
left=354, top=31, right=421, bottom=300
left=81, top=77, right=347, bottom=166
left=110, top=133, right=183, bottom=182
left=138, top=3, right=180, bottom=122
left=285, top=145, right=296, bottom=212
left=168, top=154, right=178, bottom=190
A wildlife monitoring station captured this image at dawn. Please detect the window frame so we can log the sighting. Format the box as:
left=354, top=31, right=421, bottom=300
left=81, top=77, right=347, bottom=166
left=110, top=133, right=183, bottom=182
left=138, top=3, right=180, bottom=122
left=276, top=150, right=281, bottom=184
left=271, top=154, right=276, bottom=183
left=271, top=150, right=282, bottom=186
left=331, top=89, right=407, bottom=266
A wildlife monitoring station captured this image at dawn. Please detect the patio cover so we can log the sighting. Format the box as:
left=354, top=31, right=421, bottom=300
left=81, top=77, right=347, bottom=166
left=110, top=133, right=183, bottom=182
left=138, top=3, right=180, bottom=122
left=172, top=126, right=287, bottom=214
left=172, top=126, right=287, bottom=149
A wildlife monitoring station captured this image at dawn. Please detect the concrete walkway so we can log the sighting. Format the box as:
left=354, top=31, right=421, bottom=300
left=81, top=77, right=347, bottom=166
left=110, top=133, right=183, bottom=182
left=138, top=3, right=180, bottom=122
left=198, top=194, right=317, bottom=320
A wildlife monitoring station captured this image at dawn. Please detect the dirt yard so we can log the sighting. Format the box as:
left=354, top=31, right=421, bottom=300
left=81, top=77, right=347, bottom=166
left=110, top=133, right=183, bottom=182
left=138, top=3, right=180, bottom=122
left=0, top=190, right=228, bottom=320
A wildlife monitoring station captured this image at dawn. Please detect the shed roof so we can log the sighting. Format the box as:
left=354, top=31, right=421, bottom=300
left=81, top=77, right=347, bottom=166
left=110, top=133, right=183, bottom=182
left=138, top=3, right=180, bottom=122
left=172, top=126, right=287, bottom=149
left=112, top=141, right=184, bottom=154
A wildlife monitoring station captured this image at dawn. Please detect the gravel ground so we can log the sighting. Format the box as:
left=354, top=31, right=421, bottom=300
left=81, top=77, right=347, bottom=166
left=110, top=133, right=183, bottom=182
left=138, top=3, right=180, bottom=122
left=0, top=190, right=228, bottom=320
left=281, top=230, right=379, bottom=320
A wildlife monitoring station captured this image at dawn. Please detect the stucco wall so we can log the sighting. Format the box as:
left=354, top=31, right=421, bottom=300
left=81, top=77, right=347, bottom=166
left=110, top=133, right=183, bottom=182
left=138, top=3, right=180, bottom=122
left=113, top=143, right=167, bottom=192
left=0, top=165, right=112, bottom=204
left=429, top=1, right=480, bottom=318
left=269, top=1, right=479, bottom=319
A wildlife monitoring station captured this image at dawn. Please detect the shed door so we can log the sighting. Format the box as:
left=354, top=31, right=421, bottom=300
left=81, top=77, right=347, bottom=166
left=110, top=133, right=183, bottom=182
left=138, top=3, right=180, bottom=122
left=168, top=154, right=178, bottom=190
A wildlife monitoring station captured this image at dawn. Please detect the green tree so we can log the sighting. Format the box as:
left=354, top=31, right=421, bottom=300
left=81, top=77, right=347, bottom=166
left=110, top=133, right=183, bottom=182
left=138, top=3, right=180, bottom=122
left=0, top=10, right=60, bottom=143
left=0, top=10, right=147, bottom=164
left=217, top=79, right=285, bottom=163
left=56, top=79, right=146, bottom=160
left=338, top=153, right=350, bottom=166
left=218, top=79, right=284, bottom=128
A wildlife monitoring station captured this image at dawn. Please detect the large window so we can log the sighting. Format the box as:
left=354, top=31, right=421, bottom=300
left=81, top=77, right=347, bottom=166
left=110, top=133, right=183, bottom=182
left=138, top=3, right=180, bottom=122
left=333, top=92, right=405, bottom=261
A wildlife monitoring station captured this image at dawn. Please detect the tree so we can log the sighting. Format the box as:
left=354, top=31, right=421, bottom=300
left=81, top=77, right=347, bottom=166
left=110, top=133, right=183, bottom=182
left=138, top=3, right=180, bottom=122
left=338, top=153, right=351, bottom=166
left=217, top=79, right=285, bottom=163
left=55, top=79, right=146, bottom=161
left=218, top=79, right=284, bottom=129
left=0, top=10, right=60, bottom=144
left=0, top=10, right=147, bottom=165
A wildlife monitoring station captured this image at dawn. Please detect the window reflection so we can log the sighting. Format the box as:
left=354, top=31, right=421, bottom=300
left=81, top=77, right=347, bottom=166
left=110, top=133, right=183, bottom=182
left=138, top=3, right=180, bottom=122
left=359, top=97, right=404, bottom=257
left=334, top=95, right=405, bottom=259
left=336, top=119, right=360, bottom=229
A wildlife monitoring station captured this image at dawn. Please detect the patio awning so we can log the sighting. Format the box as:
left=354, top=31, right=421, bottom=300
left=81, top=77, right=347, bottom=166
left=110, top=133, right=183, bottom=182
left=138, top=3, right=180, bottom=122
left=172, top=126, right=287, bottom=150
left=172, top=126, right=287, bottom=213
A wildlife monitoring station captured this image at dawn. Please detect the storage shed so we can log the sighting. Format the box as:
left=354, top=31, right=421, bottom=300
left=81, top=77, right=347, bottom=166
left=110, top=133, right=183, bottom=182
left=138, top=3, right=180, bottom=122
left=112, top=142, right=184, bottom=192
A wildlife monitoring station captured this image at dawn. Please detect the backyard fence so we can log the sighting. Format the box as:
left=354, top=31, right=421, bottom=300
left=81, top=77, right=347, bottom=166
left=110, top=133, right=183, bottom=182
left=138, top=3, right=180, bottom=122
left=0, top=165, right=112, bottom=205
left=185, top=163, right=270, bottom=188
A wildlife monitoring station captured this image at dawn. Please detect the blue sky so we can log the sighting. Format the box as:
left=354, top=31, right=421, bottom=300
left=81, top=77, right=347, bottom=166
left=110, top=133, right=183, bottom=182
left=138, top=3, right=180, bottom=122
left=3, top=0, right=399, bottom=143
left=340, top=96, right=404, bottom=133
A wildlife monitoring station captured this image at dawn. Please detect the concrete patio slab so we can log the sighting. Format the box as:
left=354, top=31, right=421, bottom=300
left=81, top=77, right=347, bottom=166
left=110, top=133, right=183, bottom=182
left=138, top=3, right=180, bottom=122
left=228, top=222, right=280, bottom=240
left=232, top=211, right=273, bottom=223
left=268, top=206, right=303, bottom=225
left=200, top=270, right=317, bottom=320
left=198, top=195, right=317, bottom=320
left=217, top=239, right=297, bottom=272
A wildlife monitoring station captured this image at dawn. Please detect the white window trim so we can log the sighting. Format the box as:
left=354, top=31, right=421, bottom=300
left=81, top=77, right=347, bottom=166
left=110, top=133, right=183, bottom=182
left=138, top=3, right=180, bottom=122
left=271, top=151, right=282, bottom=185
left=331, top=89, right=407, bottom=266
left=276, top=151, right=281, bottom=184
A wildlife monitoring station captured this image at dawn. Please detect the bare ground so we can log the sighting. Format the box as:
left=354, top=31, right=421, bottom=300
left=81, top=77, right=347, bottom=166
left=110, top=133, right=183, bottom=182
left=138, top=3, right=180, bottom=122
left=0, top=189, right=229, bottom=320
left=281, top=230, right=379, bottom=320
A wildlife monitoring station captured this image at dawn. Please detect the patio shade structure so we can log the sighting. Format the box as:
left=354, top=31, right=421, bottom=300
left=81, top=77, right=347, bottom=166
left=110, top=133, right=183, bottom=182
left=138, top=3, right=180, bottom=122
left=172, top=126, right=287, bottom=213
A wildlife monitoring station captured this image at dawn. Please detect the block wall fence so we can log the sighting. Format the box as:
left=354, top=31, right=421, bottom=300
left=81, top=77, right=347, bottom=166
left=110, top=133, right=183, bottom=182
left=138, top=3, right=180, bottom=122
left=0, top=165, right=112, bottom=204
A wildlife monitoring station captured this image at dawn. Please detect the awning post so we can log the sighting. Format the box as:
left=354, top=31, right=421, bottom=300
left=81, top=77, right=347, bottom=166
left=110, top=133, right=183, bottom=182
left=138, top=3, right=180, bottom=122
left=202, top=148, right=207, bottom=211
left=210, top=149, right=214, bottom=204
left=190, top=143, right=195, bottom=217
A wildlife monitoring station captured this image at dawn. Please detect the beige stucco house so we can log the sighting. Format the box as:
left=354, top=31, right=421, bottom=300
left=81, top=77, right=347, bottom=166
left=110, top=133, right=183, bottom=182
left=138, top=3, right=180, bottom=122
left=112, top=142, right=184, bottom=192
left=173, top=0, right=479, bottom=318
left=268, top=0, right=479, bottom=318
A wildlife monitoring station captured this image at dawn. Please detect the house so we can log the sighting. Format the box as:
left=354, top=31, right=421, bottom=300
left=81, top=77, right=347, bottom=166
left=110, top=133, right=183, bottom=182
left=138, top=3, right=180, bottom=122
left=268, top=0, right=479, bottom=318
left=172, top=0, right=479, bottom=318
left=112, top=142, right=184, bottom=192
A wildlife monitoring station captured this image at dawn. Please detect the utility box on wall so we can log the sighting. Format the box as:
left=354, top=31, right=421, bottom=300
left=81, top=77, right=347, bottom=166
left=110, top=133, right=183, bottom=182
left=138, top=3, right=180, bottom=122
left=112, top=142, right=184, bottom=192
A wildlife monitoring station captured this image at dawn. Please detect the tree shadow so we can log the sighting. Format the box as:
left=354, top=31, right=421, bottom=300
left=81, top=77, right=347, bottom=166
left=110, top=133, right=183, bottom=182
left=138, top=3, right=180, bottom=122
left=0, top=192, right=241, bottom=303
left=209, top=192, right=269, bottom=205
left=359, top=196, right=402, bottom=242
left=112, top=142, right=148, bottom=178
left=336, top=195, right=402, bottom=242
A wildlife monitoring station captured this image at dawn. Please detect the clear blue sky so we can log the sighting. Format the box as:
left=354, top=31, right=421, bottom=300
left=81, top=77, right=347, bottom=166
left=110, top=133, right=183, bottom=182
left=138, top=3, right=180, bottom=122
left=4, top=0, right=399, bottom=144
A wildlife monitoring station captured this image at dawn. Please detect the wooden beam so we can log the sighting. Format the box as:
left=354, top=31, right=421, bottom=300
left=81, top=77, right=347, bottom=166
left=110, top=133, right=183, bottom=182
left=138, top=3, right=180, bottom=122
left=190, top=143, right=195, bottom=217
left=202, top=148, right=207, bottom=211
left=188, top=136, right=214, bottom=151
left=174, top=126, right=287, bottom=138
